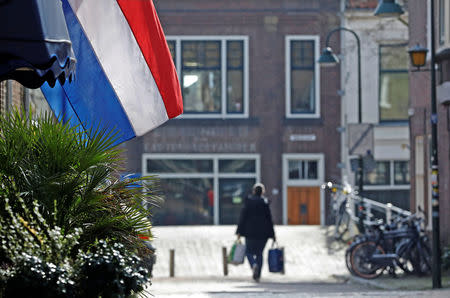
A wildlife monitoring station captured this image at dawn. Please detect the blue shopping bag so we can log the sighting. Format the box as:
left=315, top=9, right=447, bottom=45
left=268, top=242, right=284, bottom=273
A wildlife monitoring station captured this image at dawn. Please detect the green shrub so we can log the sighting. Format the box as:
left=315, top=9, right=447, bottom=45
left=0, top=109, right=162, bottom=250
left=76, top=240, right=149, bottom=298
left=0, top=187, right=150, bottom=297
left=0, top=110, right=158, bottom=297
left=0, top=181, right=81, bottom=297
left=3, top=254, right=76, bottom=298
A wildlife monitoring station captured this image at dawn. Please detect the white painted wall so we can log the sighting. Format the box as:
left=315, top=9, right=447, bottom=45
left=339, top=10, right=410, bottom=185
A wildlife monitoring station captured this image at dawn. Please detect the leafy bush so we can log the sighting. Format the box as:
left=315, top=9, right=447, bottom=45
left=76, top=240, right=149, bottom=297
left=0, top=110, right=157, bottom=297
left=3, top=254, right=76, bottom=298
left=0, top=109, right=161, bottom=250
left=0, top=187, right=151, bottom=297
left=0, top=181, right=80, bottom=297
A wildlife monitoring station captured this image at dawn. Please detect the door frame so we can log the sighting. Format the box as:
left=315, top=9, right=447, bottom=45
left=282, top=153, right=325, bottom=226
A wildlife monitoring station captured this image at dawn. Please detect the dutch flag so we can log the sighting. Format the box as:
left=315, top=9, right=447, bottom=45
left=41, top=0, right=183, bottom=143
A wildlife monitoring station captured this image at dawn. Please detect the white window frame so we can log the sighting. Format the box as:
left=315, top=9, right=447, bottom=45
left=167, top=36, right=249, bottom=119
left=363, top=160, right=411, bottom=191
left=437, top=0, right=450, bottom=48
left=282, top=153, right=325, bottom=226
left=142, top=153, right=260, bottom=225
left=285, top=35, right=321, bottom=119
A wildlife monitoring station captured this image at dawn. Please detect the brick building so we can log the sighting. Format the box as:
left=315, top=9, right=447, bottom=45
left=408, top=0, right=450, bottom=245
left=123, top=0, right=342, bottom=226
left=0, top=80, right=51, bottom=117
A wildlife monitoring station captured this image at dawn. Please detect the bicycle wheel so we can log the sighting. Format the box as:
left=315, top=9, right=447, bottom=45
left=345, top=238, right=364, bottom=275
left=416, top=236, right=432, bottom=275
left=350, top=241, right=385, bottom=279
left=396, top=239, right=415, bottom=274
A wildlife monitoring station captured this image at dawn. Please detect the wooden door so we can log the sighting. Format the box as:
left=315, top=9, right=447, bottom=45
left=287, top=186, right=320, bottom=225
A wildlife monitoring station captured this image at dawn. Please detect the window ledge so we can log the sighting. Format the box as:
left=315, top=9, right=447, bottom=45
left=165, top=117, right=260, bottom=126
left=283, top=118, right=323, bottom=126
left=377, top=121, right=409, bottom=127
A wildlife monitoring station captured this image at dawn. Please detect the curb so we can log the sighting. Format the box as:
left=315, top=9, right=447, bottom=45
left=347, top=275, right=397, bottom=290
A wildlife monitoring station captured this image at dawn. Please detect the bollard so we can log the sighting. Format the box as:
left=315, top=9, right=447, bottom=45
left=222, top=247, right=228, bottom=276
left=386, top=203, right=392, bottom=225
left=169, top=249, right=175, bottom=277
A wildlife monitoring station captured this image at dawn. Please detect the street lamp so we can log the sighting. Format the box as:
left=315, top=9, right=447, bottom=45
left=408, top=44, right=428, bottom=70
left=318, top=27, right=362, bottom=123
left=318, top=47, right=339, bottom=67
left=376, top=0, right=442, bottom=289
left=318, top=27, right=364, bottom=193
left=374, top=0, right=404, bottom=17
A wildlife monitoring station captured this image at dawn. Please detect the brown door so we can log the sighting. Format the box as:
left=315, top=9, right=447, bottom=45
left=287, top=186, right=320, bottom=225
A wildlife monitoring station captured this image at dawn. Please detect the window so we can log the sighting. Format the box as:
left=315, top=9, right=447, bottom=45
left=364, top=161, right=391, bottom=185
left=440, top=0, right=446, bottom=45
left=379, top=44, right=409, bottom=122
left=393, top=161, right=410, bottom=185
left=143, top=154, right=259, bottom=225
left=167, top=37, right=248, bottom=118
left=286, top=36, right=320, bottom=118
left=362, top=160, right=410, bottom=186
left=438, top=0, right=450, bottom=48
left=360, top=160, right=410, bottom=210
left=288, top=160, right=318, bottom=180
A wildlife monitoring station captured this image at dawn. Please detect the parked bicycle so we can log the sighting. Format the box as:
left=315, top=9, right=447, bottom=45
left=323, top=182, right=368, bottom=241
left=348, top=212, right=431, bottom=279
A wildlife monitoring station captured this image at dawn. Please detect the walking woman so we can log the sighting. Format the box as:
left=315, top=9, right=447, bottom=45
left=236, top=183, right=276, bottom=281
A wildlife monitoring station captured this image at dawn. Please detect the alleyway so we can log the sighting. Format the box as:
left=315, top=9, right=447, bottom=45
left=150, top=225, right=345, bottom=280
left=145, top=226, right=450, bottom=297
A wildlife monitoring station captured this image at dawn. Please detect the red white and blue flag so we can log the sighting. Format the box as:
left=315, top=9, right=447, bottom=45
left=41, top=0, right=183, bottom=143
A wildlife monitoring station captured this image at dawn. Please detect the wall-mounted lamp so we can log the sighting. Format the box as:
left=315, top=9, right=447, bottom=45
left=408, top=44, right=428, bottom=70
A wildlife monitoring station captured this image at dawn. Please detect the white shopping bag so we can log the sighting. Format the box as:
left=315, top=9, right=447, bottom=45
left=228, top=240, right=246, bottom=265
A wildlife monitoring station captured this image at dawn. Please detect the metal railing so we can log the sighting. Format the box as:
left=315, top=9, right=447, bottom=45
left=322, top=181, right=411, bottom=235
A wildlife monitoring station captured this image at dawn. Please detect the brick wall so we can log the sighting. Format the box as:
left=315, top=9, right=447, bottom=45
left=409, top=0, right=450, bottom=245
left=124, top=0, right=342, bottom=224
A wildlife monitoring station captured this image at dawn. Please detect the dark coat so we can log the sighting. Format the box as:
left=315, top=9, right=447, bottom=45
left=236, top=195, right=275, bottom=240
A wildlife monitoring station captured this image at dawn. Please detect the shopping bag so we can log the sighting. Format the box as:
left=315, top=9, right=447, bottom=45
left=228, top=240, right=246, bottom=265
left=268, top=242, right=284, bottom=273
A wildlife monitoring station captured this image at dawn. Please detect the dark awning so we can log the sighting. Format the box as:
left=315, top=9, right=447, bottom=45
left=0, top=0, right=76, bottom=89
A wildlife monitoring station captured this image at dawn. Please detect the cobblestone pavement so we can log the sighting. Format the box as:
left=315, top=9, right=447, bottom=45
left=146, top=226, right=450, bottom=297
left=150, top=225, right=346, bottom=280
left=146, top=277, right=450, bottom=297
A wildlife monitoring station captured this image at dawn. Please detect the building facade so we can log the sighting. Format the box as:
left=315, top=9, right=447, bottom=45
left=340, top=0, right=411, bottom=210
left=123, top=0, right=342, bottom=226
left=0, top=80, right=50, bottom=117
left=409, top=0, right=450, bottom=245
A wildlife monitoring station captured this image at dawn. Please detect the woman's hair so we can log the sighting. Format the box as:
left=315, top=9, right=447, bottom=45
left=252, top=183, right=265, bottom=196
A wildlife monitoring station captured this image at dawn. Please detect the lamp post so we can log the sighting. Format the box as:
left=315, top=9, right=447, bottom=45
left=374, top=0, right=404, bottom=17
left=318, top=27, right=364, bottom=193
left=376, top=0, right=441, bottom=289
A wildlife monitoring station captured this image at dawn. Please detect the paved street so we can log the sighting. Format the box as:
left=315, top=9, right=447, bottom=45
left=150, top=225, right=346, bottom=280
left=144, top=225, right=450, bottom=297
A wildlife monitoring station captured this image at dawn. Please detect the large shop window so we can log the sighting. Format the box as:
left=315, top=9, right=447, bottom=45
left=379, top=44, right=409, bottom=122
left=144, top=155, right=259, bottom=225
left=360, top=160, right=410, bottom=210
left=167, top=37, right=248, bottom=118
left=286, top=36, right=320, bottom=118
